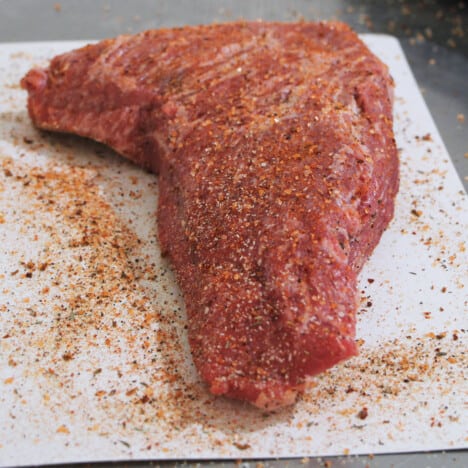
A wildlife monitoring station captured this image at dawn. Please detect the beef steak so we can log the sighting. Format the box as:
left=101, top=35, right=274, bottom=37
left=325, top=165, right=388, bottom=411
left=21, top=21, right=399, bottom=409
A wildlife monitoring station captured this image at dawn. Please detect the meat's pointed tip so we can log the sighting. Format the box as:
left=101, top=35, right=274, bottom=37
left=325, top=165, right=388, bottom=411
left=21, top=68, right=48, bottom=94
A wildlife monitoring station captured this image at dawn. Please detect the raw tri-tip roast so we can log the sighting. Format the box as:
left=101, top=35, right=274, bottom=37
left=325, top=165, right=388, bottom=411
left=21, top=21, right=399, bottom=409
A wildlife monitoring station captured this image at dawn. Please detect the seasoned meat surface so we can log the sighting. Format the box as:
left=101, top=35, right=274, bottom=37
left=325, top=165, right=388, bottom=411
left=21, top=21, right=399, bottom=409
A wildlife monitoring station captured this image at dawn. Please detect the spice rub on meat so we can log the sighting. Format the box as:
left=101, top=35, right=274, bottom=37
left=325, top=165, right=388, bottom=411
left=21, top=21, right=399, bottom=409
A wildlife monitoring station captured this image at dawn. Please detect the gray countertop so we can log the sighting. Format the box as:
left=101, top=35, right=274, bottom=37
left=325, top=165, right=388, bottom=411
left=0, top=1, right=466, bottom=467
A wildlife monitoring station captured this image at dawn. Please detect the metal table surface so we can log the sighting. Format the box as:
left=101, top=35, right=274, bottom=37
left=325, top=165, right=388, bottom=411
left=0, top=1, right=466, bottom=467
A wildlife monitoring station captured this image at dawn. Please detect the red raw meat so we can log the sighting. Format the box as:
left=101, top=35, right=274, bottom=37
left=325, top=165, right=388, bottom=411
left=21, top=21, right=399, bottom=409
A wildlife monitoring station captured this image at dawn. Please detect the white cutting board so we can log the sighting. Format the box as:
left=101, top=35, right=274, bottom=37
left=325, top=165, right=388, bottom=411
left=0, top=35, right=466, bottom=466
